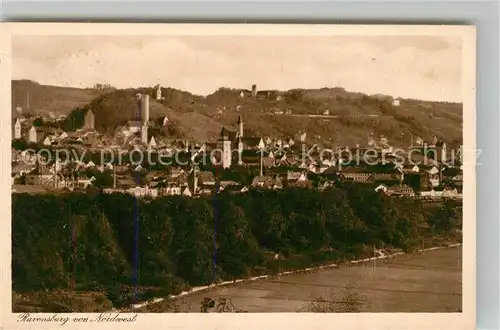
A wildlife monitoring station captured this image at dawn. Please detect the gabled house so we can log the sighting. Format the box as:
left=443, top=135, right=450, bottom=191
left=148, top=137, right=157, bottom=149
left=374, top=184, right=388, bottom=193
left=42, top=136, right=52, bottom=146
left=182, top=186, right=192, bottom=197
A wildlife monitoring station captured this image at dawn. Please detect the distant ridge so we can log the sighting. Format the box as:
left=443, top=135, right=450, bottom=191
left=12, top=80, right=463, bottom=147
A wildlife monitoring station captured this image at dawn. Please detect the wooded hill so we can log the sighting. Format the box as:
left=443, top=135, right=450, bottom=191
left=13, top=80, right=462, bottom=147
left=12, top=187, right=462, bottom=311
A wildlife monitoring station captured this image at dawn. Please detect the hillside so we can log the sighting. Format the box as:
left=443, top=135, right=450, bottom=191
left=12, top=80, right=103, bottom=116
left=17, top=81, right=463, bottom=147
left=12, top=189, right=462, bottom=311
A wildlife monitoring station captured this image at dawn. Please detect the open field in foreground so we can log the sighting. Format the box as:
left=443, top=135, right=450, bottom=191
left=163, top=246, right=462, bottom=313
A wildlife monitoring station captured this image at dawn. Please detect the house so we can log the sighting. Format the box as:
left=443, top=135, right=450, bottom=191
left=286, top=171, right=307, bottom=182
left=197, top=171, right=216, bottom=187
left=318, top=180, right=336, bottom=191
left=127, top=121, right=143, bottom=134
left=238, top=137, right=265, bottom=151
left=442, top=187, right=461, bottom=199
left=76, top=176, right=95, bottom=189
left=287, top=179, right=313, bottom=189
left=251, top=176, right=282, bottom=189
left=215, top=116, right=263, bottom=168
left=116, top=176, right=137, bottom=189
left=374, top=184, right=388, bottom=193
left=59, top=131, right=69, bottom=140
left=252, top=176, right=272, bottom=188
left=220, top=184, right=249, bottom=194
left=28, top=126, right=41, bottom=143
left=148, top=137, right=157, bottom=149
left=157, top=182, right=182, bottom=196
left=238, top=150, right=274, bottom=168
left=146, top=171, right=167, bottom=182
left=386, top=185, right=415, bottom=197
left=42, top=136, right=52, bottom=146
left=129, top=186, right=158, bottom=198
left=219, top=180, right=239, bottom=189
left=399, top=164, right=420, bottom=174
left=368, top=172, right=402, bottom=184
left=170, top=167, right=184, bottom=178
left=182, top=187, right=192, bottom=197
left=427, top=166, right=440, bottom=175
left=86, top=160, right=96, bottom=169
left=420, top=186, right=445, bottom=198
left=340, top=167, right=371, bottom=182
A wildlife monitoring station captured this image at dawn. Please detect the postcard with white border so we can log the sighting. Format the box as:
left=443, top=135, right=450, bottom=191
left=0, top=23, right=476, bottom=330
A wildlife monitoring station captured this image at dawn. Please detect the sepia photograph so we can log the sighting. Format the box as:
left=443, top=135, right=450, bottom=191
left=1, top=23, right=476, bottom=329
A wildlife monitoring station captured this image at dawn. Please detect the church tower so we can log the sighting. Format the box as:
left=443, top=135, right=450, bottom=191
left=237, top=115, right=244, bottom=138
left=218, top=127, right=232, bottom=169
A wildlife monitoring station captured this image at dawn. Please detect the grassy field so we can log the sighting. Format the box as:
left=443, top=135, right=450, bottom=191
left=139, top=246, right=462, bottom=313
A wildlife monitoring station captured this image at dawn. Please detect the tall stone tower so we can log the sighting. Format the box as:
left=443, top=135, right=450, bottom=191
left=84, top=109, right=95, bottom=130
left=237, top=115, right=243, bottom=138
left=218, top=128, right=232, bottom=169
left=139, top=94, right=150, bottom=145
left=141, top=94, right=150, bottom=124
left=141, top=125, right=148, bottom=145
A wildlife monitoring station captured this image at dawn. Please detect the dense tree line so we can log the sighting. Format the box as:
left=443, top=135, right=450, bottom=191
left=12, top=187, right=461, bottom=306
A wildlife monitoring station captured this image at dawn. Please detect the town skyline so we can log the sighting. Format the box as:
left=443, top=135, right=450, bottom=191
left=13, top=35, right=462, bottom=103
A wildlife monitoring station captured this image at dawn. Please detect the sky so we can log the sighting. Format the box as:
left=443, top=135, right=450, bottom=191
left=12, top=35, right=462, bottom=102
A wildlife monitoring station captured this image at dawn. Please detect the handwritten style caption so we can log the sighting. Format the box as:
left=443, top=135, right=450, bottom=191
left=18, top=313, right=138, bottom=326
